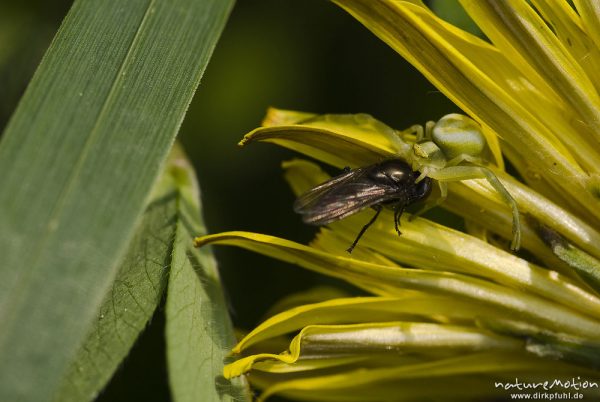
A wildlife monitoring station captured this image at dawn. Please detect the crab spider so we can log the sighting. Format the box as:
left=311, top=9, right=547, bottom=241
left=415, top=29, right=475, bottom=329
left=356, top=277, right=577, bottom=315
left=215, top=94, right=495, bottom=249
left=404, top=114, right=522, bottom=251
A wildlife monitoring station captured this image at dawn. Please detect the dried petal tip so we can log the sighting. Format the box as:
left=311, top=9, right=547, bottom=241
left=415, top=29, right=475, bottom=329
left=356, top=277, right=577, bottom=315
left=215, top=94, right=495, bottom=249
left=193, top=236, right=208, bottom=247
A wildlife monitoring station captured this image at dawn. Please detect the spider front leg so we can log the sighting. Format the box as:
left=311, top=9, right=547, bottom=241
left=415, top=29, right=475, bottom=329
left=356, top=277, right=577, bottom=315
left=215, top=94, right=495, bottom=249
left=424, top=120, right=436, bottom=140
left=406, top=121, right=436, bottom=142
left=406, top=124, right=424, bottom=142
left=427, top=166, right=522, bottom=251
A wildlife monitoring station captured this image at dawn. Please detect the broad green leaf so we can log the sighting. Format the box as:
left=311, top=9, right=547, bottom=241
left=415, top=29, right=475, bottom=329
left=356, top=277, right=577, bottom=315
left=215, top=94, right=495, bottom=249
left=52, top=149, right=177, bottom=402
left=165, top=148, right=249, bottom=402
left=0, top=1, right=233, bottom=401
left=54, top=147, right=250, bottom=402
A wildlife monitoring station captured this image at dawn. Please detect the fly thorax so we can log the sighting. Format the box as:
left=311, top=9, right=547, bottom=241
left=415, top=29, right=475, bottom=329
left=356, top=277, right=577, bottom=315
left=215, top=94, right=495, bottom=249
left=411, top=141, right=445, bottom=170
left=432, top=114, right=486, bottom=160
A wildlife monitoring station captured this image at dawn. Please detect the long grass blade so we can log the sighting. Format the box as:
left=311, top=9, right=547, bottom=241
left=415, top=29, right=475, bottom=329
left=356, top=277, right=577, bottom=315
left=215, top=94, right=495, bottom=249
left=0, top=1, right=233, bottom=401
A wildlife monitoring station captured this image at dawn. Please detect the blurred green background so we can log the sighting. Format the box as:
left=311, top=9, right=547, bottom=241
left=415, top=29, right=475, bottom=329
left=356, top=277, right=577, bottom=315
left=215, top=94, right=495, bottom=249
left=0, top=0, right=464, bottom=400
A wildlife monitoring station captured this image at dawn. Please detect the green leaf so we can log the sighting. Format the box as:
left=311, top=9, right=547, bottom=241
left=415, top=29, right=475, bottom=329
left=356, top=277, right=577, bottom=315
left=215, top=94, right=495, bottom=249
left=54, top=147, right=250, bottom=401
left=0, top=1, right=233, bottom=401
left=165, top=147, right=250, bottom=402
left=52, top=150, right=177, bottom=402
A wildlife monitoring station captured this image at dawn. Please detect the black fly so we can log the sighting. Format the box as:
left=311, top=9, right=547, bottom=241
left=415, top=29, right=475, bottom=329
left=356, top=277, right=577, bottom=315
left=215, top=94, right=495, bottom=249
left=294, top=159, right=432, bottom=253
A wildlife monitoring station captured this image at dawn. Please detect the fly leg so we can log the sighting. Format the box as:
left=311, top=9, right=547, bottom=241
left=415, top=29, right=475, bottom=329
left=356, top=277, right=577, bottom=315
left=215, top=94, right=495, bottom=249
left=393, top=203, right=406, bottom=236
left=347, top=205, right=382, bottom=253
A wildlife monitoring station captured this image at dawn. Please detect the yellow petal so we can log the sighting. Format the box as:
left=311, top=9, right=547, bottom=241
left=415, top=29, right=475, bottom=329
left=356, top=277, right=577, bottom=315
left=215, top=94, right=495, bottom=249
left=194, top=232, right=600, bottom=338
left=530, top=0, right=600, bottom=91
left=333, top=0, right=600, bottom=222
left=254, top=351, right=593, bottom=402
left=573, top=0, right=600, bottom=60
left=461, top=0, right=600, bottom=140
left=227, top=322, right=524, bottom=378
left=455, top=171, right=600, bottom=260
left=317, top=218, right=600, bottom=321
left=240, top=110, right=407, bottom=169
left=251, top=355, right=370, bottom=374
left=284, top=158, right=600, bottom=285
left=261, top=107, right=317, bottom=126
left=233, top=295, right=512, bottom=354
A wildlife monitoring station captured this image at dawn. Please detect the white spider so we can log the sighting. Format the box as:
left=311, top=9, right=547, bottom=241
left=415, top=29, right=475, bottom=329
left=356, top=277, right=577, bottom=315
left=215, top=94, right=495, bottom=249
left=400, top=114, right=521, bottom=250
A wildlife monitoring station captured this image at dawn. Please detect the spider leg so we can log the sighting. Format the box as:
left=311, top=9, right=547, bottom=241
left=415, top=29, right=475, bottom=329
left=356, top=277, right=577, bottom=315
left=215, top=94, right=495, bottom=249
left=409, top=181, right=447, bottom=221
left=425, top=120, right=435, bottom=140
left=415, top=170, right=429, bottom=183
left=428, top=166, right=521, bottom=251
left=446, top=154, right=480, bottom=167
left=347, top=205, right=382, bottom=254
left=407, top=124, right=424, bottom=141
left=393, top=203, right=406, bottom=236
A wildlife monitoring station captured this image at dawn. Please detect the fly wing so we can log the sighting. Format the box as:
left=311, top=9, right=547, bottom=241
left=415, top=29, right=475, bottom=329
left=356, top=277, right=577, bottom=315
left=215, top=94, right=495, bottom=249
left=292, top=168, right=356, bottom=210
left=294, top=168, right=400, bottom=225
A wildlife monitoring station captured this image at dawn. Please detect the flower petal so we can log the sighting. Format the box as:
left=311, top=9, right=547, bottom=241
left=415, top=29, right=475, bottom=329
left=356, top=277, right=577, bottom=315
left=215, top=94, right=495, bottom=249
left=333, top=0, right=600, bottom=222
left=573, top=0, right=600, bottom=60
left=530, top=0, right=600, bottom=92
left=240, top=109, right=407, bottom=169
left=232, top=295, right=514, bottom=354
left=317, top=218, right=600, bottom=322
left=228, top=322, right=524, bottom=378
left=194, top=232, right=600, bottom=338
left=460, top=0, right=600, bottom=141
left=252, top=351, right=593, bottom=402
left=455, top=171, right=600, bottom=260
left=284, top=158, right=600, bottom=284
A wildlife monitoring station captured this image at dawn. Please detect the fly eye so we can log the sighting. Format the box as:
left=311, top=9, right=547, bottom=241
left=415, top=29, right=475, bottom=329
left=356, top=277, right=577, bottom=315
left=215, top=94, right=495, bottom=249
left=370, top=171, right=388, bottom=181
left=415, top=178, right=432, bottom=197
left=386, top=167, right=410, bottom=183
left=389, top=171, right=404, bottom=182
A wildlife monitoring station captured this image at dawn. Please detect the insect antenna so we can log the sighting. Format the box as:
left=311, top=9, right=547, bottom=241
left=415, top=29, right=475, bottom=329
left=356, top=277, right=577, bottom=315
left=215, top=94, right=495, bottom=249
left=347, top=205, right=382, bottom=254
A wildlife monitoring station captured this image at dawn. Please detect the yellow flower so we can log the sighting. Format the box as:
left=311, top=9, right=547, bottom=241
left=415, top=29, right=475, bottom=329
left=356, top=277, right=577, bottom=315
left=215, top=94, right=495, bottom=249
left=196, top=1, right=600, bottom=400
